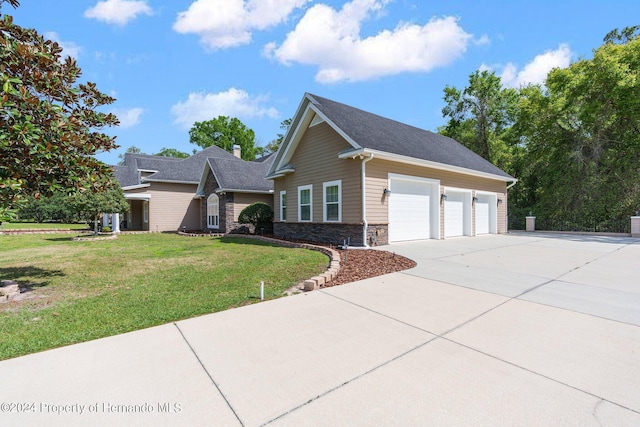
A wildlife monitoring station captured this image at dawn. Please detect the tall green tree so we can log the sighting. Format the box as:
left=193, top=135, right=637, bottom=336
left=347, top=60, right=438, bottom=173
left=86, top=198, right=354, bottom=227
left=516, top=29, right=640, bottom=221
left=0, top=0, right=119, bottom=217
left=154, top=147, right=190, bottom=158
left=264, top=118, right=292, bottom=154
left=440, top=70, right=519, bottom=170
left=189, top=116, right=257, bottom=160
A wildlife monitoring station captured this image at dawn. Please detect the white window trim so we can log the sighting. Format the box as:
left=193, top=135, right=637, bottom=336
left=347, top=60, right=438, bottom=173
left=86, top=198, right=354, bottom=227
left=143, top=201, right=149, bottom=223
left=207, top=194, right=220, bottom=229
left=280, top=190, right=287, bottom=222
left=298, top=185, right=313, bottom=222
left=323, top=180, right=342, bottom=223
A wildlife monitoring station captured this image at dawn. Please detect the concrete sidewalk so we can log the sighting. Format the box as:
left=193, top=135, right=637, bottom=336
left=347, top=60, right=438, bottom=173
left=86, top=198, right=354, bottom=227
left=1, top=233, right=639, bottom=426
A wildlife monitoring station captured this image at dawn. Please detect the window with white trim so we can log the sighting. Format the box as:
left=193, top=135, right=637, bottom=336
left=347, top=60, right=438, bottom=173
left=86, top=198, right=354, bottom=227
left=280, top=191, right=287, bottom=222
left=323, top=180, right=342, bottom=222
left=298, top=185, right=312, bottom=222
left=207, top=194, right=219, bottom=228
left=143, top=201, right=149, bottom=223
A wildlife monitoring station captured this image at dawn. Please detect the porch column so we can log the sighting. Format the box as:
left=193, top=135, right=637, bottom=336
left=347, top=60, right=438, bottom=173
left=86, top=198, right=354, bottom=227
left=102, top=213, right=110, bottom=227
left=112, top=213, right=120, bottom=233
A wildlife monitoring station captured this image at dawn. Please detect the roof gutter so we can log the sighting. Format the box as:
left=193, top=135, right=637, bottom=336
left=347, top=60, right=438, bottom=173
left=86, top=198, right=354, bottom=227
left=361, top=153, right=374, bottom=248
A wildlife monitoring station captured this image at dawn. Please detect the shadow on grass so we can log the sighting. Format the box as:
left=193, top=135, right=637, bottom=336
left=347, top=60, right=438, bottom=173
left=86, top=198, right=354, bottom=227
left=220, top=235, right=284, bottom=248
left=0, top=266, right=64, bottom=288
left=45, top=237, right=75, bottom=242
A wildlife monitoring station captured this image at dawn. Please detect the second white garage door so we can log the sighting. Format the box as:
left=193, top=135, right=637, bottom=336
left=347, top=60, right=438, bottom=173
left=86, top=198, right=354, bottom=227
left=388, top=175, right=439, bottom=243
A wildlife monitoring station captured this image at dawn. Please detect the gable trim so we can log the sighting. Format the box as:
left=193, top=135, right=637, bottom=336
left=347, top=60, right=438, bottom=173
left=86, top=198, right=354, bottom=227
left=122, top=183, right=151, bottom=191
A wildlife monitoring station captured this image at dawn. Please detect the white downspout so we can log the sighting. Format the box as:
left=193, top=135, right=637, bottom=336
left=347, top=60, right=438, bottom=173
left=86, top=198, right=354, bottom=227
left=361, top=153, right=374, bottom=248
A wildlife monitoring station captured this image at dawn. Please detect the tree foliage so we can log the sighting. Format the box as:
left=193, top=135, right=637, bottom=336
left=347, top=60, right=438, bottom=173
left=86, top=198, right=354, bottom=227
left=238, top=202, right=273, bottom=233
left=441, top=70, right=519, bottom=169
left=189, top=116, right=257, bottom=160
left=70, top=183, right=128, bottom=233
left=439, top=28, right=640, bottom=228
left=516, top=32, right=640, bottom=221
left=154, top=147, right=189, bottom=158
left=0, top=1, right=119, bottom=214
left=17, top=192, right=77, bottom=223
left=264, top=118, right=292, bottom=154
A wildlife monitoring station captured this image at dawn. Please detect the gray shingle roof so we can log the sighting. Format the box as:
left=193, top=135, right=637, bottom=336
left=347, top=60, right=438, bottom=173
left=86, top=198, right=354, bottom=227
left=209, top=154, right=274, bottom=192
left=145, top=145, right=237, bottom=183
left=306, top=93, right=514, bottom=180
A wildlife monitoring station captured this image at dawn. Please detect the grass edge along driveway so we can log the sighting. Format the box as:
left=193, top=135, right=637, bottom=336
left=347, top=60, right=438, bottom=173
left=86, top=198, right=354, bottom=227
left=0, top=233, right=328, bottom=361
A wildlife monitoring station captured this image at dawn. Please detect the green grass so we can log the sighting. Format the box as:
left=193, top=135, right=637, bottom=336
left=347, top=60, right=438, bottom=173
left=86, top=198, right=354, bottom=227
left=0, top=233, right=327, bottom=360
left=1, top=222, right=89, bottom=230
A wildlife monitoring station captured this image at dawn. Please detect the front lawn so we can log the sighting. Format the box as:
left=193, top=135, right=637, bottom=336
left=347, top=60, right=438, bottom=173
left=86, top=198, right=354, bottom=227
left=0, top=233, right=328, bottom=360
left=1, top=222, right=89, bottom=230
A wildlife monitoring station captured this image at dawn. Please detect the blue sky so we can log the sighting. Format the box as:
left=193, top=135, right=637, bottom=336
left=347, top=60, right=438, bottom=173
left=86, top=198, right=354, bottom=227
left=8, top=0, right=640, bottom=165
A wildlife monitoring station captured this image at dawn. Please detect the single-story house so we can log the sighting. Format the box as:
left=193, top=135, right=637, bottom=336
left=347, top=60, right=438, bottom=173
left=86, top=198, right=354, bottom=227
left=114, top=145, right=274, bottom=232
left=266, top=93, right=517, bottom=246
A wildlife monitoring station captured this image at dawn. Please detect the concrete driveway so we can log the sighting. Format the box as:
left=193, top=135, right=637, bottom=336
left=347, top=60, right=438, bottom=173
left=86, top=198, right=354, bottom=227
left=1, top=233, right=639, bottom=426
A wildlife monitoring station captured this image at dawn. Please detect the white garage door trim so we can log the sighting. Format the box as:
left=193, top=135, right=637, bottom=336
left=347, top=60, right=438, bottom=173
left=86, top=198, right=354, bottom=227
left=388, top=174, right=440, bottom=243
left=444, top=188, right=472, bottom=238
left=474, top=191, right=498, bottom=235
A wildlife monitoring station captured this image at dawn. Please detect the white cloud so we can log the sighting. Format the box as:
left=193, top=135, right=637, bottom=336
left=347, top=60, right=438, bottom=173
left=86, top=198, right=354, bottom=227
left=111, top=107, right=144, bottom=128
left=173, top=0, right=310, bottom=50
left=264, top=0, right=473, bottom=84
left=44, top=32, right=81, bottom=60
left=171, top=88, right=279, bottom=129
left=500, top=44, right=573, bottom=88
left=85, top=0, right=153, bottom=26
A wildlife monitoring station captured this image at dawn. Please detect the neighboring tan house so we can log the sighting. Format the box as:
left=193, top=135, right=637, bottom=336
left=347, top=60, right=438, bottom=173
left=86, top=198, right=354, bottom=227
left=114, top=145, right=273, bottom=232
left=266, top=93, right=517, bottom=246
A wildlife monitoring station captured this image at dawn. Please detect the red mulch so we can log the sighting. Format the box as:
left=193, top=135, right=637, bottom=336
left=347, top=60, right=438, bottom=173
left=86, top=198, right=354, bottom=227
left=325, top=249, right=416, bottom=287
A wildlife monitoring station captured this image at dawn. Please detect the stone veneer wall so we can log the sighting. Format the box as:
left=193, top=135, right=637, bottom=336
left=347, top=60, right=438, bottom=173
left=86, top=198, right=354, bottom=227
left=200, top=169, right=260, bottom=234
left=274, top=222, right=365, bottom=246
left=366, top=224, right=389, bottom=246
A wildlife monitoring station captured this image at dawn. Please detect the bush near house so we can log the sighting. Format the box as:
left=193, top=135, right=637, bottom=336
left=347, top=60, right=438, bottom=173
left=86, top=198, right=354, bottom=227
left=238, top=202, right=274, bottom=234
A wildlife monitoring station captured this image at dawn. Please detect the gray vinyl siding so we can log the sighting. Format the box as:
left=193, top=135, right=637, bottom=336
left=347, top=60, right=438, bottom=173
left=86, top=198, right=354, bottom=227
left=277, top=121, right=362, bottom=224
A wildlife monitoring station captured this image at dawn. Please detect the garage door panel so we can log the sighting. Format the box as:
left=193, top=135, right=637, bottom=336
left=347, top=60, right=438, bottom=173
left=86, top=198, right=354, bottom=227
left=445, top=192, right=465, bottom=238
left=388, top=177, right=434, bottom=243
left=475, top=201, right=490, bottom=235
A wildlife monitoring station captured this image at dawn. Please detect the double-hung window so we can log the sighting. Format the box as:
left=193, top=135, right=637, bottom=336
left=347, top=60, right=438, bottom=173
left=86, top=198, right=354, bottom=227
left=323, top=180, right=342, bottom=222
left=280, top=191, right=287, bottom=222
left=298, top=185, right=312, bottom=222
left=207, top=194, right=219, bottom=228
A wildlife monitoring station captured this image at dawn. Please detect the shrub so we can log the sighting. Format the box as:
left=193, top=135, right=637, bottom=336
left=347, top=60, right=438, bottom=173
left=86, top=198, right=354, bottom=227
left=238, top=202, right=273, bottom=234
left=102, top=226, right=111, bottom=232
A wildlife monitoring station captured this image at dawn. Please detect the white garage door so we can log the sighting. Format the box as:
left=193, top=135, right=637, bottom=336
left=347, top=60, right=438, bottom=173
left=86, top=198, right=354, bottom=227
left=444, top=192, right=465, bottom=237
left=475, top=195, right=490, bottom=235
left=388, top=177, right=434, bottom=242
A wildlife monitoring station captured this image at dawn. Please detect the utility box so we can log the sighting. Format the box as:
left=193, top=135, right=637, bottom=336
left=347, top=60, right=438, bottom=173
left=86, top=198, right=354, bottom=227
left=526, top=216, right=536, bottom=232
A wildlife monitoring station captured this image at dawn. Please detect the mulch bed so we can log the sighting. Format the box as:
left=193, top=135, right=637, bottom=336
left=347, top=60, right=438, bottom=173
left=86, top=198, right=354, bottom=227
left=325, top=249, right=416, bottom=287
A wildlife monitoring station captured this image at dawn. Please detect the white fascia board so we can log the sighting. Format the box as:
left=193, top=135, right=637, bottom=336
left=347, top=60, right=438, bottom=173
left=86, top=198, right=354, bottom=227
left=360, top=149, right=517, bottom=183
left=270, top=93, right=362, bottom=176
left=124, top=193, right=151, bottom=200
left=121, top=183, right=150, bottom=191
left=137, top=169, right=158, bottom=173
left=195, top=161, right=212, bottom=194
left=142, top=179, right=199, bottom=185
